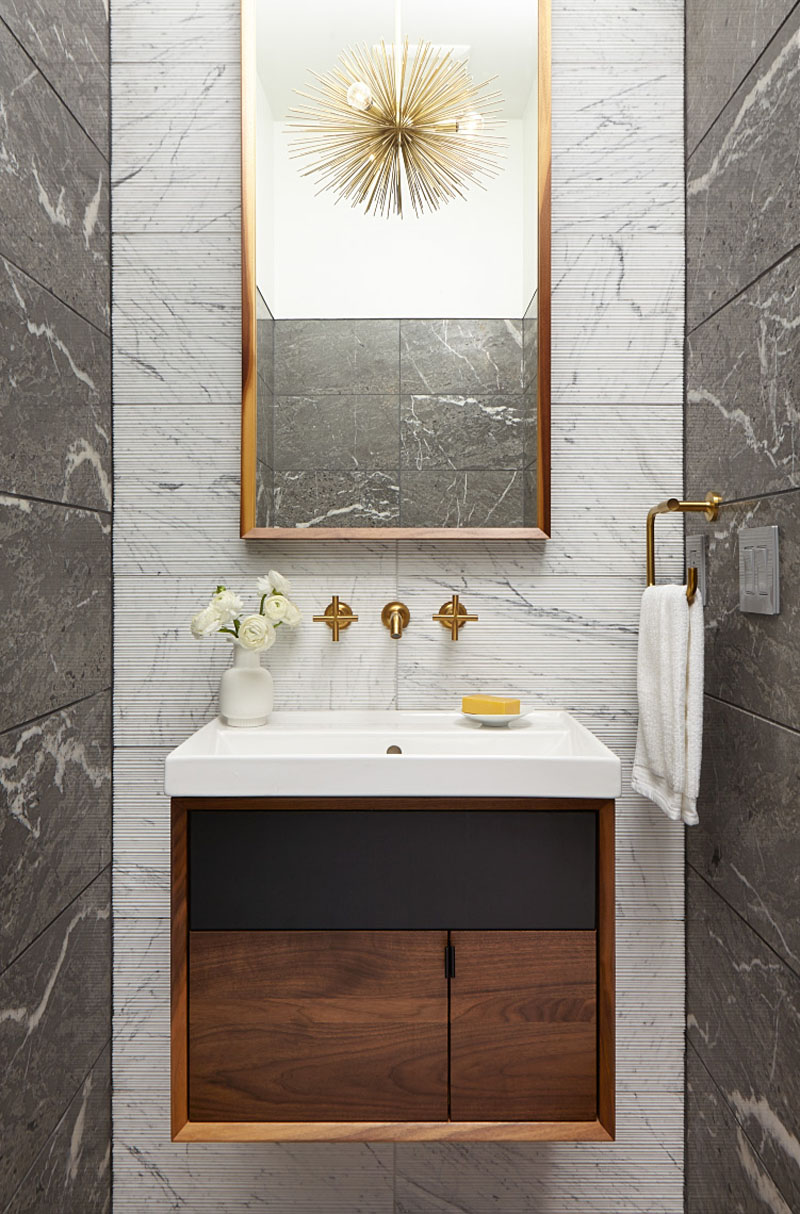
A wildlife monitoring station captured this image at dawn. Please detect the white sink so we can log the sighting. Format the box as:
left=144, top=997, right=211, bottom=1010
left=165, top=710, right=621, bottom=799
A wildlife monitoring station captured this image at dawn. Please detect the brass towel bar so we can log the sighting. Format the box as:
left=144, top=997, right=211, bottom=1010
left=646, top=492, right=723, bottom=604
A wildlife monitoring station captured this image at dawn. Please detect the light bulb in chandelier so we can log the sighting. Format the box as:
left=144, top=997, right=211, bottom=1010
left=457, top=111, right=485, bottom=134
left=346, top=80, right=373, bottom=111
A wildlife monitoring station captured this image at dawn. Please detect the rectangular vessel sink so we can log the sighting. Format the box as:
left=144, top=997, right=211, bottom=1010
left=165, top=710, right=621, bottom=799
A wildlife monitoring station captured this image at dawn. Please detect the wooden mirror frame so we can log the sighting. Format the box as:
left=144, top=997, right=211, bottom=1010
left=240, top=0, right=551, bottom=540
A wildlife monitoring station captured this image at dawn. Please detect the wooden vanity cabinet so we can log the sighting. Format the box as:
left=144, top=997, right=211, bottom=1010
left=172, top=796, right=614, bottom=1142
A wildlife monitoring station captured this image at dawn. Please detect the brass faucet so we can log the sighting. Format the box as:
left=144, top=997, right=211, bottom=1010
left=381, top=601, right=410, bottom=640
left=313, top=596, right=358, bottom=642
left=432, top=593, right=478, bottom=640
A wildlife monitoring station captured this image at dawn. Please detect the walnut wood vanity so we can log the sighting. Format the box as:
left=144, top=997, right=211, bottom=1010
left=171, top=795, right=614, bottom=1142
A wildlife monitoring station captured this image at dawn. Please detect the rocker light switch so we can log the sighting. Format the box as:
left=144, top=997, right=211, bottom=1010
left=739, top=526, right=779, bottom=615
left=685, top=534, right=707, bottom=605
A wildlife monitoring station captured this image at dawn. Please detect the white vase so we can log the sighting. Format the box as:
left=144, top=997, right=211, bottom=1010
left=219, top=645, right=273, bottom=727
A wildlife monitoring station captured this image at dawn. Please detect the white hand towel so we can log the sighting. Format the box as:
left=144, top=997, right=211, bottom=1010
left=631, top=584, right=704, bottom=825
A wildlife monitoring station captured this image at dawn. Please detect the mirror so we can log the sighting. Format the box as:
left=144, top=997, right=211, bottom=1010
left=241, top=0, right=550, bottom=538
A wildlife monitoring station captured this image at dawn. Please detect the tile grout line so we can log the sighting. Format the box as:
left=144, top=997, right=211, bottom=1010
left=687, top=862, right=800, bottom=984
left=0, top=864, right=112, bottom=981
left=685, top=1038, right=797, bottom=1212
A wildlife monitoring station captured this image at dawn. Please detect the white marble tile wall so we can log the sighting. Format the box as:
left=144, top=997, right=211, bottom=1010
left=112, top=0, right=685, bottom=1208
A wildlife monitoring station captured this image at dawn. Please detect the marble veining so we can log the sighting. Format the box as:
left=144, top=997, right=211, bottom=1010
left=687, top=11, right=800, bottom=330
left=687, top=871, right=800, bottom=1210
left=689, top=697, right=800, bottom=975
left=5, top=1043, right=111, bottom=1214
left=0, top=257, right=111, bottom=511
left=0, top=496, right=111, bottom=733
left=400, top=320, right=523, bottom=395
left=0, top=693, right=111, bottom=970
left=1, top=0, right=109, bottom=152
left=686, top=246, right=800, bottom=499
left=0, top=873, right=110, bottom=1201
left=687, top=492, right=800, bottom=732
left=0, top=24, right=110, bottom=333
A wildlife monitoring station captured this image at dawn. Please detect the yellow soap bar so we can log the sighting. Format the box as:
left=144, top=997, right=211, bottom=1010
left=462, top=694, right=521, bottom=715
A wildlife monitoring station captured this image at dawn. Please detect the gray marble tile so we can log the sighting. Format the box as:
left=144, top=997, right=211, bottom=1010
left=400, top=470, right=524, bottom=528
left=0, top=258, right=111, bottom=512
left=689, top=697, right=800, bottom=977
left=256, top=382, right=274, bottom=470
left=0, top=870, right=110, bottom=1201
left=0, top=496, right=111, bottom=733
left=686, top=0, right=796, bottom=153
left=401, top=395, right=524, bottom=472
left=2, top=0, right=110, bottom=153
left=273, top=470, right=399, bottom=528
left=274, top=395, right=399, bottom=471
left=686, top=248, right=800, bottom=500
left=255, top=459, right=273, bottom=528
left=274, top=320, right=399, bottom=395
left=687, top=869, right=800, bottom=1211
left=6, top=1043, right=110, bottom=1214
left=400, top=320, right=523, bottom=395
left=0, top=692, right=111, bottom=971
left=687, top=491, right=800, bottom=731
left=523, top=462, right=539, bottom=529
left=111, top=63, right=239, bottom=234
left=0, top=24, right=109, bottom=333
left=687, top=9, right=800, bottom=331
left=686, top=1045, right=793, bottom=1214
left=256, top=294, right=274, bottom=395
left=523, top=391, right=538, bottom=471
left=523, top=296, right=538, bottom=394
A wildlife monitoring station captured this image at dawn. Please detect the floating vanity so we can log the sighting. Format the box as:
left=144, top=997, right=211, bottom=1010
left=166, top=711, right=620, bottom=1142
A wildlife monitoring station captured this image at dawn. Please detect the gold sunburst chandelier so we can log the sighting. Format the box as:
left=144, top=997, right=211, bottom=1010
left=287, top=2, right=505, bottom=219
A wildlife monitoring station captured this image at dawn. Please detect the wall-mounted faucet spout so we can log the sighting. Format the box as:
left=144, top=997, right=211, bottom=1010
left=381, top=601, right=410, bottom=639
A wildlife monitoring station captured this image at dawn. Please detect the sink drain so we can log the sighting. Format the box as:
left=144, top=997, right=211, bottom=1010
left=386, top=744, right=402, bottom=754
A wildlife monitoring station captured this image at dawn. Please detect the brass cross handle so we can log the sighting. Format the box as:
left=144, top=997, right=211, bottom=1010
left=432, top=594, right=478, bottom=641
left=313, top=595, right=358, bottom=642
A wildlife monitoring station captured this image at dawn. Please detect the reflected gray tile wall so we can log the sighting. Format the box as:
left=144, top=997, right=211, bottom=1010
left=523, top=290, right=538, bottom=523
left=255, top=290, right=274, bottom=526
left=272, top=318, right=532, bottom=527
left=0, top=1, right=111, bottom=1209
left=685, top=3, right=800, bottom=1209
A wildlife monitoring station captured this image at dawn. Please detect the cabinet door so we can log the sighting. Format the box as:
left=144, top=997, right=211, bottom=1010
left=189, top=930, right=448, bottom=1122
left=450, top=931, right=597, bottom=1122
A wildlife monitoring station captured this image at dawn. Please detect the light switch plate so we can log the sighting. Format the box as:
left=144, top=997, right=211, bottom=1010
left=739, top=525, right=780, bottom=615
left=686, top=534, right=707, bottom=605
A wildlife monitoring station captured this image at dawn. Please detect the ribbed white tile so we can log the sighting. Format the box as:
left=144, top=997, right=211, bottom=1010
left=111, top=0, right=240, bottom=64
left=112, top=63, right=239, bottom=233
left=553, top=1, right=683, bottom=65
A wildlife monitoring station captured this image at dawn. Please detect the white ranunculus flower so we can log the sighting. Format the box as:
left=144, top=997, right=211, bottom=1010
left=256, top=574, right=272, bottom=596
left=282, top=600, right=301, bottom=627
left=262, top=593, right=290, bottom=623
left=267, top=569, right=292, bottom=596
left=190, top=605, right=221, bottom=638
left=211, top=587, right=243, bottom=625
left=237, top=614, right=276, bottom=651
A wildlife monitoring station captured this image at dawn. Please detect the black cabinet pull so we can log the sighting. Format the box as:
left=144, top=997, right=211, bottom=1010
left=444, top=943, right=456, bottom=979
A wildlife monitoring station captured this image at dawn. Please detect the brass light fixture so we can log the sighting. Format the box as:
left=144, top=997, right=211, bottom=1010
left=287, top=1, right=505, bottom=218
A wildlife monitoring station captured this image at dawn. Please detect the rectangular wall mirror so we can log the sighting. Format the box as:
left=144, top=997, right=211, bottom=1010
left=241, top=0, right=550, bottom=538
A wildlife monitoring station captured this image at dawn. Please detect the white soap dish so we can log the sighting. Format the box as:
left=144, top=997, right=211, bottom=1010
left=462, top=707, right=532, bottom=728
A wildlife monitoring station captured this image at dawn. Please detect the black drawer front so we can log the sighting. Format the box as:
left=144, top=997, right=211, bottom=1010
left=189, top=810, right=596, bottom=930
